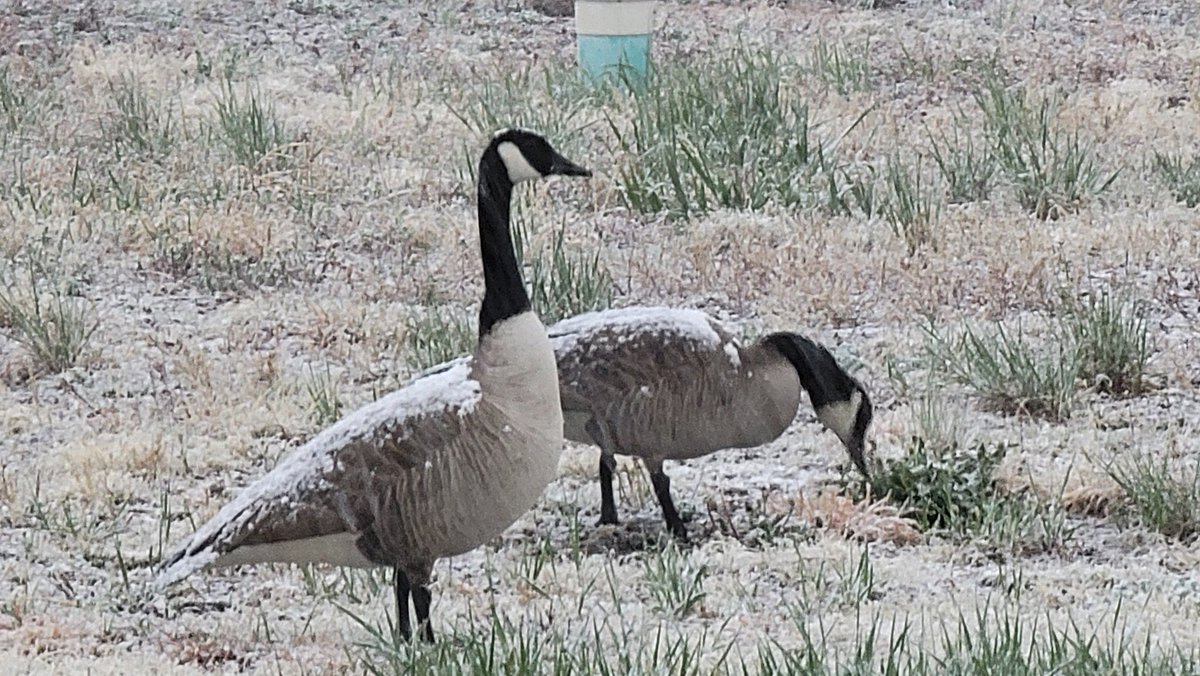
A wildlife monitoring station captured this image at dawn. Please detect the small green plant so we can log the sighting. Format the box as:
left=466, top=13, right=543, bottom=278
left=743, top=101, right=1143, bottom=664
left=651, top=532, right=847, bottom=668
left=865, top=438, right=1009, bottom=532
left=882, top=154, right=939, bottom=255
left=927, top=118, right=997, bottom=204
left=0, top=260, right=98, bottom=373
left=1151, top=151, right=1200, bottom=208
left=642, top=541, right=707, bottom=618
left=976, top=80, right=1118, bottom=219
left=302, top=565, right=388, bottom=603
left=832, top=162, right=881, bottom=217
left=0, top=66, right=46, bottom=134
left=192, top=47, right=244, bottom=84
left=911, top=390, right=967, bottom=456
left=971, top=488, right=1074, bottom=557
left=809, top=38, right=873, bottom=95
left=925, top=321, right=1079, bottom=420
left=404, top=306, right=476, bottom=372
left=1058, top=291, right=1149, bottom=395
left=213, top=78, right=291, bottom=171
left=305, top=364, right=343, bottom=426
left=927, top=602, right=1195, bottom=675
left=342, top=610, right=721, bottom=676
left=106, top=167, right=146, bottom=211
left=327, top=585, right=1198, bottom=675
left=834, top=545, right=877, bottom=608
left=513, top=532, right=557, bottom=596
left=344, top=612, right=573, bottom=676
left=103, top=75, right=177, bottom=158
left=859, top=423, right=1071, bottom=554
left=150, top=486, right=179, bottom=565
left=1108, top=455, right=1200, bottom=542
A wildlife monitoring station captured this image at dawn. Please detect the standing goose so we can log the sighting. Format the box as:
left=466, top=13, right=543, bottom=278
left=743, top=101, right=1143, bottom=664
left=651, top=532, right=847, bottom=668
left=549, top=307, right=873, bottom=541
left=155, top=129, right=592, bottom=642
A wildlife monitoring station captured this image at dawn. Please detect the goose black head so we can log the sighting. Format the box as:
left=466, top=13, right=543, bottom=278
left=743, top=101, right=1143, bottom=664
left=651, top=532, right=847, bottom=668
left=819, top=380, right=873, bottom=479
left=487, top=128, right=592, bottom=184
left=762, top=332, right=875, bottom=478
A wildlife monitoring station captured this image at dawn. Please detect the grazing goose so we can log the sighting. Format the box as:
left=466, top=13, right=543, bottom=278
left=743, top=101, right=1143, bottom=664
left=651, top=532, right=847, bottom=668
left=549, top=307, right=873, bottom=541
left=155, top=129, right=592, bottom=642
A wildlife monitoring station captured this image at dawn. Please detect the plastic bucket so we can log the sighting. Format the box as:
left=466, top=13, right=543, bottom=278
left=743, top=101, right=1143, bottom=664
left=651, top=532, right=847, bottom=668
left=575, top=1, right=655, bottom=85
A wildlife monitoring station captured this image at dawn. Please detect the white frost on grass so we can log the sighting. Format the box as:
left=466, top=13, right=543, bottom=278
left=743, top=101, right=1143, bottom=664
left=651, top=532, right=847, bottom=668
left=5, top=0, right=1200, bottom=671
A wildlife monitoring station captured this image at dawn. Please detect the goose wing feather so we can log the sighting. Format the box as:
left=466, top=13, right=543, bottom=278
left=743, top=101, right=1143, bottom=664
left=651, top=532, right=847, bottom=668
left=155, top=359, right=482, bottom=588
left=549, top=307, right=742, bottom=415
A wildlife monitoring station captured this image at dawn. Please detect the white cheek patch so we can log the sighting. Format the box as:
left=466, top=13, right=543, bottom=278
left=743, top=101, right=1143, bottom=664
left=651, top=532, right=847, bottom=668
left=497, top=141, right=544, bottom=184
left=816, top=389, right=863, bottom=445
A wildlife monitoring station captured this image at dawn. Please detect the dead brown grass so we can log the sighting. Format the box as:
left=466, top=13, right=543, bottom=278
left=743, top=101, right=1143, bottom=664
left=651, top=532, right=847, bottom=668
left=768, top=490, right=924, bottom=546
left=0, top=0, right=1198, bottom=672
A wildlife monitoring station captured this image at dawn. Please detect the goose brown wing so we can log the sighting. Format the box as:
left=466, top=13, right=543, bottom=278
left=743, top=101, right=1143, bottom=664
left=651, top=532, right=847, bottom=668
left=155, top=359, right=481, bottom=587
left=549, top=307, right=742, bottom=414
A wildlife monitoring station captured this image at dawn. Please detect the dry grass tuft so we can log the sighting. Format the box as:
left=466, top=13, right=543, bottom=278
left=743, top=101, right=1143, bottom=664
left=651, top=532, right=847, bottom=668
left=768, top=490, right=923, bottom=546
left=1060, top=483, right=1125, bottom=517
left=170, top=635, right=250, bottom=670
left=60, top=433, right=168, bottom=499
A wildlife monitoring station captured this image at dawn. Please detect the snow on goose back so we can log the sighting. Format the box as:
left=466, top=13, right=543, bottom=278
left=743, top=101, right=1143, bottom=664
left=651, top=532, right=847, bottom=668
left=154, top=360, right=481, bottom=587
left=549, top=306, right=740, bottom=366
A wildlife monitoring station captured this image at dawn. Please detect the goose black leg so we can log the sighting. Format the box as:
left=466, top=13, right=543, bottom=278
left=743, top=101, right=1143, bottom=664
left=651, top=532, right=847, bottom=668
left=587, top=418, right=620, bottom=526
left=411, top=583, right=434, bottom=643
left=393, top=567, right=413, bottom=641
left=648, top=466, right=689, bottom=542
left=598, top=451, right=620, bottom=526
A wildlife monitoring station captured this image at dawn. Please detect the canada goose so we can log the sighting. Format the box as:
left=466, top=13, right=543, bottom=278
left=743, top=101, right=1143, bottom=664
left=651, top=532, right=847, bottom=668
left=549, top=307, right=873, bottom=541
left=155, top=129, right=592, bottom=642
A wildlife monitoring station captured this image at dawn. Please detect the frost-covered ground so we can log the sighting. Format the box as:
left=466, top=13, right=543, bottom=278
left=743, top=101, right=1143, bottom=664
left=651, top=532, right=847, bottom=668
left=1, top=0, right=1199, bottom=673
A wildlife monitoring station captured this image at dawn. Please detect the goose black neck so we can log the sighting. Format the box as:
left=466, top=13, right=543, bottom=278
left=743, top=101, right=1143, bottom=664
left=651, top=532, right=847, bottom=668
left=762, top=332, right=854, bottom=408
left=476, top=152, right=530, bottom=337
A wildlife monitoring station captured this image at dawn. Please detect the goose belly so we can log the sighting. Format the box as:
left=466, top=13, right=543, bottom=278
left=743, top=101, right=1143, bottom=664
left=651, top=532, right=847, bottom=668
left=447, top=419, right=560, bottom=557
left=607, top=387, right=793, bottom=462
left=632, top=407, right=765, bottom=459
left=388, top=410, right=562, bottom=562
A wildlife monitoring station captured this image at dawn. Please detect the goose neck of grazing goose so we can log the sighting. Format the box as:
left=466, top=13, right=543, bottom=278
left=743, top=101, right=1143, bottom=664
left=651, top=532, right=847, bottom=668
left=760, top=333, right=854, bottom=409
left=476, top=150, right=530, bottom=338
left=761, top=332, right=872, bottom=475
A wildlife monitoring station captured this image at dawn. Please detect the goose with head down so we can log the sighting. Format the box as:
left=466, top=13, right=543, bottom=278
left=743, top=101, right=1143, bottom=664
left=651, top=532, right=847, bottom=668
left=549, top=307, right=873, bottom=541
left=155, top=129, right=592, bottom=642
